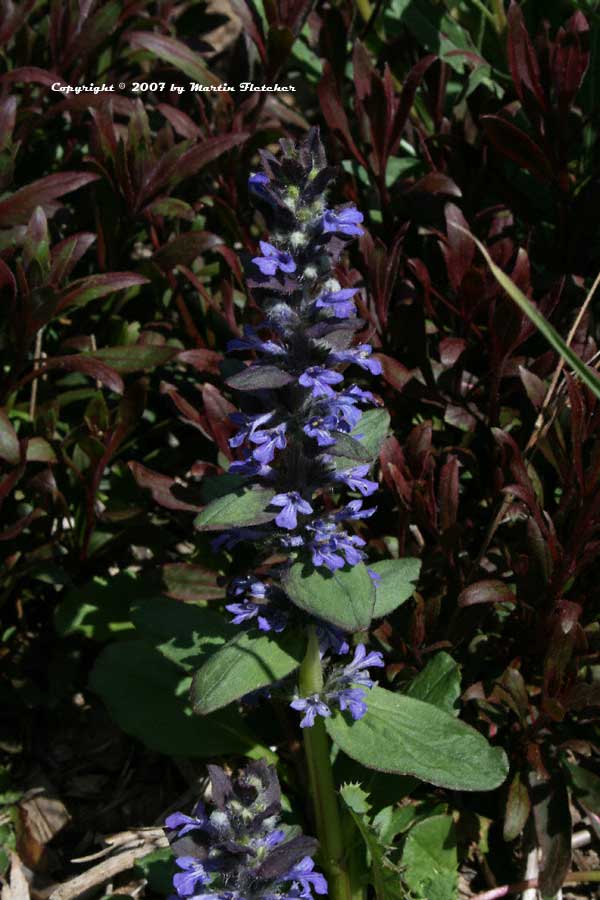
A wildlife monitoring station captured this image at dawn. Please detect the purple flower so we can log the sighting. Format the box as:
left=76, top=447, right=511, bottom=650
left=229, top=575, right=268, bottom=599
left=226, top=600, right=262, bottom=625
left=279, top=857, right=328, bottom=897
left=227, top=325, right=285, bottom=356
left=314, top=288, right=359, bottom=319
left=334, top=499, right=377, bottom=521
left=226, top=600, right=286, bottom=632
left=279, top=533, right=305, bottom=550
left=226, top=578, right=287, bottom=632
left=290, top=694, right=331, bottom=728
left=252, top=241, right=296, bottom=276
left=333, top=686, right=369, bottom=720
left=303, top=414, right=339, bottom=447
left=307, top=521, right=366, bottom=571
left=249, top=172, right=269, bottom=187
left=270, top=492, right=314, bottom=529
left=322, top=207, right=364, bottom=237
left=346, top=384, right=375, bottom=403
left=165, top=803, right=207, bottom=836
left=229, top=450, right=273, bottom=478
left=250, top=422, right=287, bottom=463
left=173, top=857, right=210, bottom=897
left=335, top=465, right=378, bottom=496
left=341, top=643, right=385, bottom=688
left=324, top=394, right=363, bottom=429
left=329, top=344, right=383, bottom=375
left=298, top=366, right=343, bottom=398
left=229, top=411, right=274, bottom=448
left=317, top=623, right=350, bottom=657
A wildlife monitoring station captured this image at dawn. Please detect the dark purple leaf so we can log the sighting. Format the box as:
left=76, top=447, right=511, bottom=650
left=377, top=354, right=413, bottom=392
left=0, top=67, right=66, bottom=87
left=129, top=462, right=202, bottom=512
left=443, top=204, right=474, bottom=291
left=157, top=104, right=202, bottom=139
left=178, top=349, right=223, bottom=374
left=519, top=365, right=547, bottom=409
left=50, top=232, right=97, bottom=284
left=504, top=771, right=531, bottom=841
left=390, top=54, right=437, bottom=153
left=172, top=133, right=249, bottom=186
left=57, top=273, right=149, bottom=312
left=87, top=345, right=178, bottom=374
left=529, top=771, right=572, bottom=895
left=43, top=355, right=124, bottom=394
left=128, top=32, right=220, bottom=87
left=458, top=580, right=516, bottom=607
left=163, top=563, right=225, bottom=602
left=318, top=63, right=368, bottom=169
left=482, top=115, right=553, bottom=181
left=507, top=1, right=547, bottom=114
left=230, top=0, right=266, bottom=62
left=202, top=384, right=237, bottom=458
left=439, top=455, right=459, bottom=532
left=153, top=232, right=223, bottom=271
left=552, top=11, right=590, bottom=117
left=407, top=173, right=462, bottom=197
left=0, top=172, right=99, bottom=226
left=439, top=338, right=466, bottom=367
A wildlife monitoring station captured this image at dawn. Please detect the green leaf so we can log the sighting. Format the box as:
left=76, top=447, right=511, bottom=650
left=25, top=437, right=56, bottom=463
left=194, top=486, right=276, bottom=531
left=382, top=0, right=494, bottom=84
left=340, top=784, right=404, bottom=900
left=191, top=631, right=305, bottom=714
left=333, top=409, right=390, bottom=469
left=326, top=686, right=509, bottom=791
left=458, top=227, right=600, bottom=402
left=284, top=561, right=375, bottom=632
left=405, top=652, right=461, bottom=716
left=225, top=365, right=295, bottom=391
left=130, top=593, right=235, bottom=670
left=326, top=433, right=372, bottom=462
left=200, top=473, right=246, bottom=503
left=370, top=558, right=421, bottom=618
left=0, top=411, right=19, bottom=465
left=90, top=639, right=257, bottom=756
left=144, top=198, right=194, bottom=220
left=54, top=572, right=138, bottom=640
left=134, top=849, right=174, bottom=895
left=566, top=761, right=600, bottom=814
left=372, top=805, right=418, bottom=843
left=401, top=815, right=458, bottom=900
left=341, top=782, right=372, bottom=815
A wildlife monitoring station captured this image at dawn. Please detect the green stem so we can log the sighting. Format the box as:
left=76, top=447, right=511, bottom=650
left=490, top=0, right=506, bottom=33
left=299, top=627, right=353, bottom=900
left=469, top=0, right=497, bottom=28
left=354, top=0, right=372, bottom=23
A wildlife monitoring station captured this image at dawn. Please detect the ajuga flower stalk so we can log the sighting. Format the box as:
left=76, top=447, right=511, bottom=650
left=220, top=127, right=383, bottom=725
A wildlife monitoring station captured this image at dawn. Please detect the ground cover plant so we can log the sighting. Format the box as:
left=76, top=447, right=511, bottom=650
left=1, top=1, right=600, bottom=899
